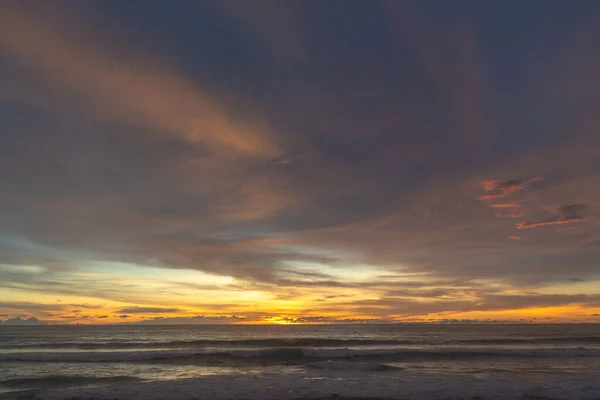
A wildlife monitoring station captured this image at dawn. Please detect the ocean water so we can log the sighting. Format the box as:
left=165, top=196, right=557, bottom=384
left=1, top=324, right=600, bottom=400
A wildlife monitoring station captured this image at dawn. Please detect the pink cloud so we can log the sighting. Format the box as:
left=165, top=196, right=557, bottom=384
left=517, top=217, right=584, bottom=230
left=478, top=177, right=544, bottom=201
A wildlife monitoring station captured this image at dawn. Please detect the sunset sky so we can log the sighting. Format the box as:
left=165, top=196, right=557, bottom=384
left=1, top=1, right=600, bottom=324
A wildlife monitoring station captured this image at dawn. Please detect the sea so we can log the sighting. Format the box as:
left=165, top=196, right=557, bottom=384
left=1, top=324, right=600, bottom=400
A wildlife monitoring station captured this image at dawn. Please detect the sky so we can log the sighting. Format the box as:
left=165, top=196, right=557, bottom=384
left=1, top=1, right=600, bottom=325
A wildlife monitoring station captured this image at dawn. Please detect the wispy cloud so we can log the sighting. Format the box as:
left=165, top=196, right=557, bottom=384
left=478, top=177, right=544, bottom=201
left=489, top=203, right=522, bottom=208
left=517, top=217, right=584, bottom=229
left=518, top=204, right=590, bottom=230
left=0, top=3, right=279, bottom=158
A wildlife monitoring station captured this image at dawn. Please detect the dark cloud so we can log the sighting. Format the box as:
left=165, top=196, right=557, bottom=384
left=118, top=307, right=181, bottom=314
left=118, top=315, right=131, bottom=319
left=134, top=315, right=244, bottom=325
left=559, top=204, right=590, bottom=215
left=2, top=316, right=46, bottom=325
left=71, top=303, right=104, bottom=309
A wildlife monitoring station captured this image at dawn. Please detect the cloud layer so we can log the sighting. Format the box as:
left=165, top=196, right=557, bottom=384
left=1, top=1, right=600, bottom=323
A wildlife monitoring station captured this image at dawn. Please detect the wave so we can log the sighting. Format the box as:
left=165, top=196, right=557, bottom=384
left=4, top=336, right=600, bottom=350
left=2, top=346, right=599, bottom=365
left=0, top=375, right=142, bottom=388
left=306, top=361, right=404, bottom=371
left=0, top=338, right=412, bottom=350
left=455, top=336, right=600, bottom=345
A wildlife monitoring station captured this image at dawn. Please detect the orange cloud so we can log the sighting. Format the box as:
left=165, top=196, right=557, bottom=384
left=0, top=4, right=279, bottom=158
left=488, top=203, right=522, bottom=208
left=490, top=202, right=525, bottom=218
left=477, top=193, right=509, bottom=201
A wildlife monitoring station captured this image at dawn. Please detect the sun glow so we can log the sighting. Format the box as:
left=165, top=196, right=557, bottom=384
left=262, top=316, right=297, bottom=325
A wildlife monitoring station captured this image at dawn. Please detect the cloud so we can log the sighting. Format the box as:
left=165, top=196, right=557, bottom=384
left=541, top=204, right=590, bottom=220
left=134, top=315, right=244, bottom=325
left=517, top=217, right=584, bottom=230
left=96, top=315, right=108, bottom=319
left=70, top=303, right=104, bottom=309
left=0, top=301, right=66, bottom=312
left=1, top=1, right=600, bottom=321
left=559, top=204, right=590, bottom=215
left=477, top=177, right=543, bottom=206
left=489, top=203, right=523, bottom=209
left=342, top=293, right=600, bottom=318
left=118, top=307, right=181, bottom=314
left=119, top=315, right=131, bottom=319
left=268, top=316, right=392, bottom=324
left=478, top=177, right=544, bottom=199
left=0, top=4, right=280, bottom=158
left=517, top=204, right=589, bottom=229
left=2, top=316, right=46, bottom=325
